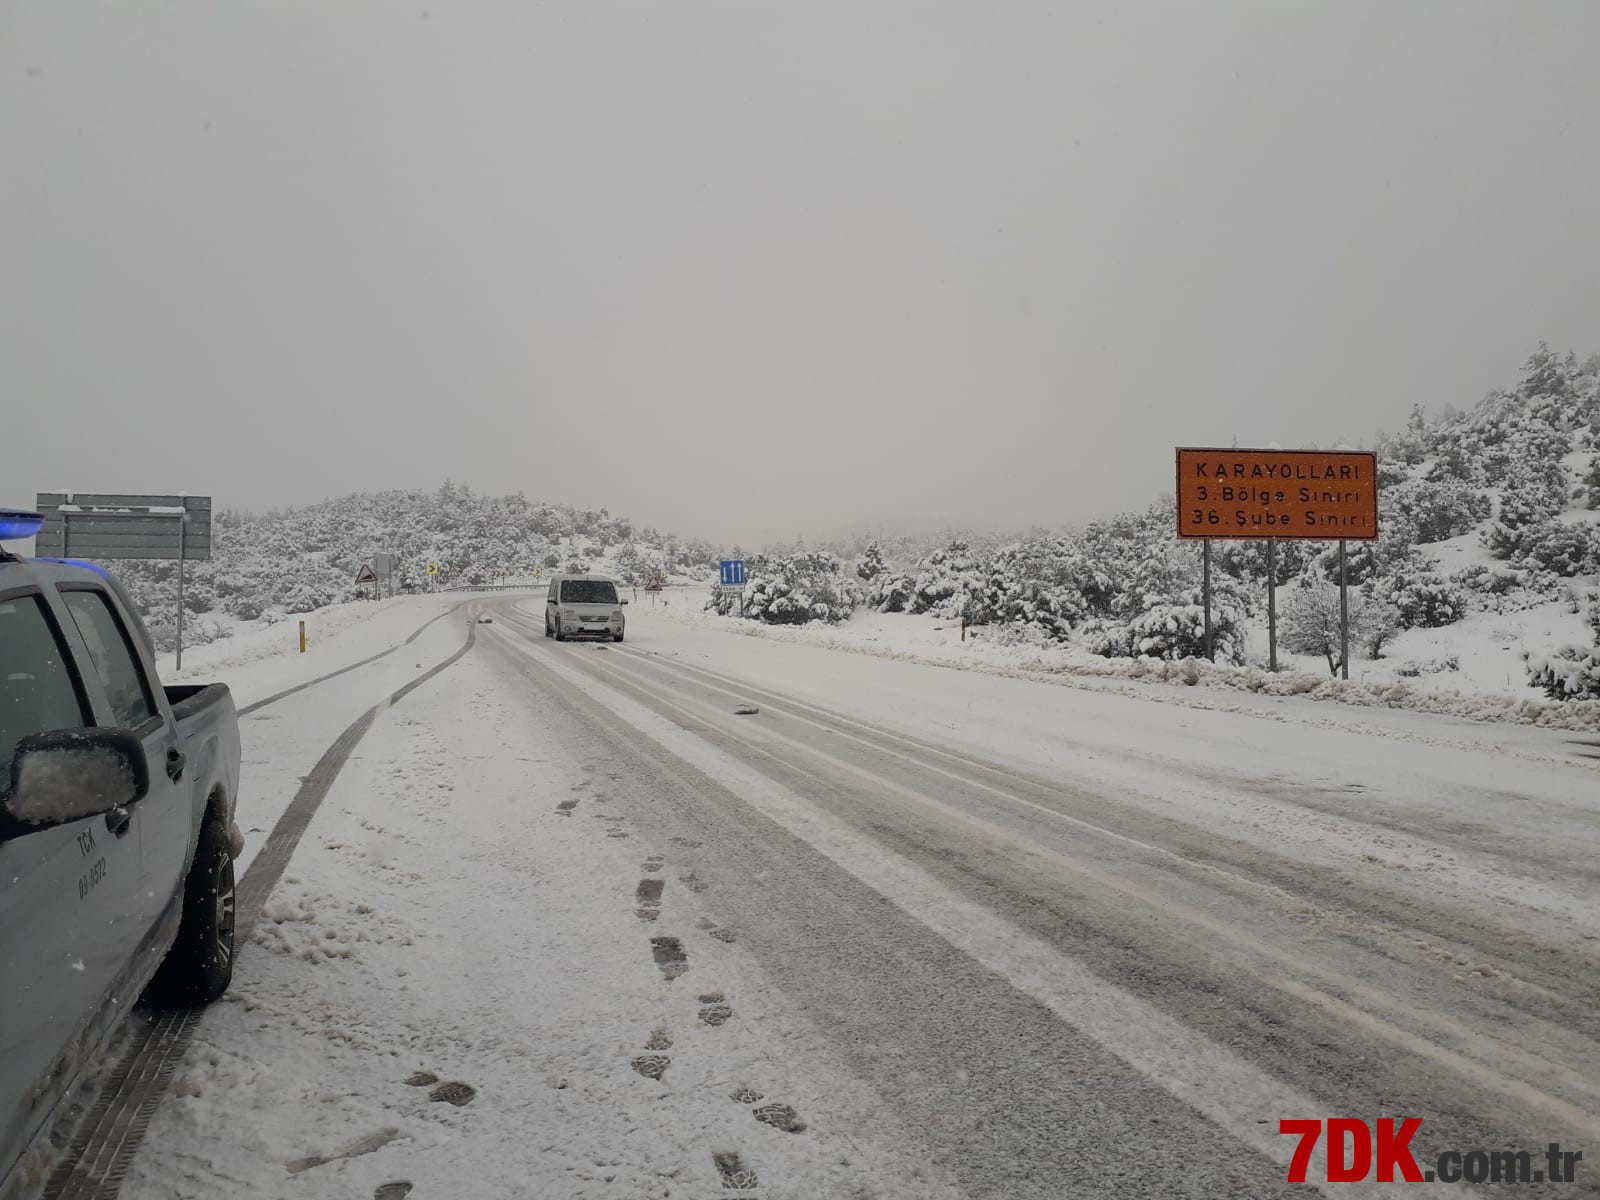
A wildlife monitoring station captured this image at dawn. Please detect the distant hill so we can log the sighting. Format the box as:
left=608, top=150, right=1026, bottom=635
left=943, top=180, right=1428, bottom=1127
left=101, top=482, right=716, bottom=648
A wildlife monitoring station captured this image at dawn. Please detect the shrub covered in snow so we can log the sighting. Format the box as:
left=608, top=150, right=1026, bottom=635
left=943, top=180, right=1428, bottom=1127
left=1280, top=579, right=1400, bottom=674
left=1508, top=520, right=1599, bottom=577
left=1482, top=477, right=1570, bottom=560
left=141, top=614, right=233, bottom=654
left=1449, top=563, right=1564, bottom=613
left=1385, top=477, right=1492, bottom=543
left=1367, top=556, right=1468, bottom=629
left=1527, top=600, right=1600, bottom=700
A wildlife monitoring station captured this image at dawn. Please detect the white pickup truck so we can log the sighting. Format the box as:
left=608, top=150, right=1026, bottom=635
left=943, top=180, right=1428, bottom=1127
left=0, top=508, right=244, bottom=1196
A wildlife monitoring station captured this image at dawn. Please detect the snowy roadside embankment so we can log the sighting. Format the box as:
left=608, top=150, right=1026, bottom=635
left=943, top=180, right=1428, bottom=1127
left=641, top=589, right=1600, bottom=733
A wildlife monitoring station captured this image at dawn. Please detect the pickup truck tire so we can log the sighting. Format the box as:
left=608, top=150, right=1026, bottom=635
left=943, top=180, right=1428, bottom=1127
left=614, top=632, right=624, bottom=643
left=148, top=817, right=236, bottom=1007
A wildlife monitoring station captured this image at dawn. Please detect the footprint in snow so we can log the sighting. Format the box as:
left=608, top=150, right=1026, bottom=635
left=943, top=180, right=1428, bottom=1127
left=428, top=1081, right=476, bottom=1106
left=631, top=1055, right=670, bottom=1080
left=699, top=1003, right=733, bottom=1027
left=753, top=1102, right=806, bottom=1133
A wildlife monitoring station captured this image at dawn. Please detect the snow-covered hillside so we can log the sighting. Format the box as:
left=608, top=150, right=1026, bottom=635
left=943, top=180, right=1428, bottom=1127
left=92, top=484, right=717, bottom=652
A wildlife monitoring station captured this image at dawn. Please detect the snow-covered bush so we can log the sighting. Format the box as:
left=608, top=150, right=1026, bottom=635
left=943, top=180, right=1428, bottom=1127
left=718, top=550, right=862, bottom=625
left=1526, top=600, right=1600, bottom=700
left=1367, top=555, right=1467, bottom=629
left=142, top=614, right=233, bottom=655
left=1395, top=655, right=1459, bottom=678
left=1280, top=579, right=1400, bottom=674
left=1081, top=576, right=1248, bottom=665
left=1510, top=520, right=1598, bottom=577
left=1482, top=477, right=1569, bottom=560
left=1385, top=477, right=1492, bottom=543
left=872, top=573, right=917, bottom=614
left=1450, top=562, right=1564, bottom=613
left=906, top=540, right=987, bottom=617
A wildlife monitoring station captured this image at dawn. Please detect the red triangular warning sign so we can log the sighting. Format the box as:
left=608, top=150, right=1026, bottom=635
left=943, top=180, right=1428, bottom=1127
left=354, top=564, right=379, bottom=584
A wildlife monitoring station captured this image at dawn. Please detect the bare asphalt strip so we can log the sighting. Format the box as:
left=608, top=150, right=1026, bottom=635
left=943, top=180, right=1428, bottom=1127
left=38, top=619, right=481, bottom=1200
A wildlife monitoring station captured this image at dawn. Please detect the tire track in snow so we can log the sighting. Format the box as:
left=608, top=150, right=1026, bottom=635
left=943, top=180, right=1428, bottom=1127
left=236, top=600, right=474, bottom=717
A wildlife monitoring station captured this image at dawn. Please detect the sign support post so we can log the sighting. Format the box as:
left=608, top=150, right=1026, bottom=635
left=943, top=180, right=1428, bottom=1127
left=1201, top=541, right=1213, bottom=662
left=176, top=510, right=187, bottom=671
left=1266, top=541, right=1278, bottom=672
left=1338, top=539, right=1350, bottom=680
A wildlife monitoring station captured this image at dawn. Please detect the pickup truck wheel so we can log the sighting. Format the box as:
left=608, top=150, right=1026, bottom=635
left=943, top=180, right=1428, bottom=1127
left=148, top=818, right=236, bottom=1007
left=614, top=632, right=624, bottom=642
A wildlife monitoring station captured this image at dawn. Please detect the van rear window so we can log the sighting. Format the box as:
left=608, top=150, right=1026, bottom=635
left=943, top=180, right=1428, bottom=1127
left=560, top=580, right=618, bottom=604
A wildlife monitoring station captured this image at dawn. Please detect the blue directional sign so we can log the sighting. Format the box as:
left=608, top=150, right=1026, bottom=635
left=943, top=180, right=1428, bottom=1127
left=719, top=559, right=746, bottom=587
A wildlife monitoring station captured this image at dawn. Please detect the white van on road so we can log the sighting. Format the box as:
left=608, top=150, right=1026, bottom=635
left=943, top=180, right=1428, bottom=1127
left=544, top=575, right=627, bottom=642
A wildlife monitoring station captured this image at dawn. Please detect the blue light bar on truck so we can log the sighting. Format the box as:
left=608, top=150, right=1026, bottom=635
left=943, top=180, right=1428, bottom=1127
left=0, top=509, right=45, bottom=541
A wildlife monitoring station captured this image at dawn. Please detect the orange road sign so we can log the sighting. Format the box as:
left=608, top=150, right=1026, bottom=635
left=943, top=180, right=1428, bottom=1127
left=1176, top=448, right=1378, bottom=540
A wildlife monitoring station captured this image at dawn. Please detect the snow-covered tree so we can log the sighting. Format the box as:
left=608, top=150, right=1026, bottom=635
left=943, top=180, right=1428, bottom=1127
left=1482, top=476, right=1570, bottom=560
left=1280, top=579, right=1400, bottom=675
left=856, top=541, right=887, bottom=584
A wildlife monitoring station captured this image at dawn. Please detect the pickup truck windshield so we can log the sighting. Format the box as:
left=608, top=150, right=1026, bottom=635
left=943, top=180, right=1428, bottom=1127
left=0, top=595, right=90, bottom=793
left=560, top=580, right=618, bottom=604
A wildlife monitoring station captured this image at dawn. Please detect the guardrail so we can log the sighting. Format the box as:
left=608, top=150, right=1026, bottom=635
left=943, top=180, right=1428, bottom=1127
left=441, top=583, right=542, bottom=592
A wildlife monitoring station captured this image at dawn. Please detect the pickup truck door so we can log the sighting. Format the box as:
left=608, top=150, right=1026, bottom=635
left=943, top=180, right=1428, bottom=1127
left=56, top=588, right=191, bottom=938
left=0, top=588, right=143, bottom=1180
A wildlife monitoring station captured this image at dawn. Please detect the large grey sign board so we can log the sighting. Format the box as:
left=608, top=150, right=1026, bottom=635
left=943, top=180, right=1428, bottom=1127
left=34, top=494, right=212, bottom=560
left=34, top=493, right=214, bottom=670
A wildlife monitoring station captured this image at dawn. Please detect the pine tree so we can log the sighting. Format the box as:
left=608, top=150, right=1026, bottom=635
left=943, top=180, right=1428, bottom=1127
left=856, top=541, right=886, bottom=583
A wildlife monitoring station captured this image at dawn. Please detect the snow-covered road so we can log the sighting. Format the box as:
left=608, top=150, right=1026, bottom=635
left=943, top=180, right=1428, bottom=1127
left=118, top=594, right=1600, bottom=1199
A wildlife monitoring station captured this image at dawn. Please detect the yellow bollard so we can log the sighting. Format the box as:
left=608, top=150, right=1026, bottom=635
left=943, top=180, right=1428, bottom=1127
left=299, top=620, right=306, bottom=653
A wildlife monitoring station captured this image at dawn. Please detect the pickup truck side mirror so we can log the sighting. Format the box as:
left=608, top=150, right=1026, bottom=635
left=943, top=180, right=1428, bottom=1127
left=1, top=728, right=149, bottom=840
left=620, top=599, right=629, bottom=605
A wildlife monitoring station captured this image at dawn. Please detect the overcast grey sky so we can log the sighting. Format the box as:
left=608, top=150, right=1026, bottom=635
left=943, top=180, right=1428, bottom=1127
left=5, top=2, right=1599, bottom=548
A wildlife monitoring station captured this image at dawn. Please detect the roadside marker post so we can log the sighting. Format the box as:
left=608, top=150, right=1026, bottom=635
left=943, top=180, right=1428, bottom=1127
left=299, top=620, right=306, bottom=654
